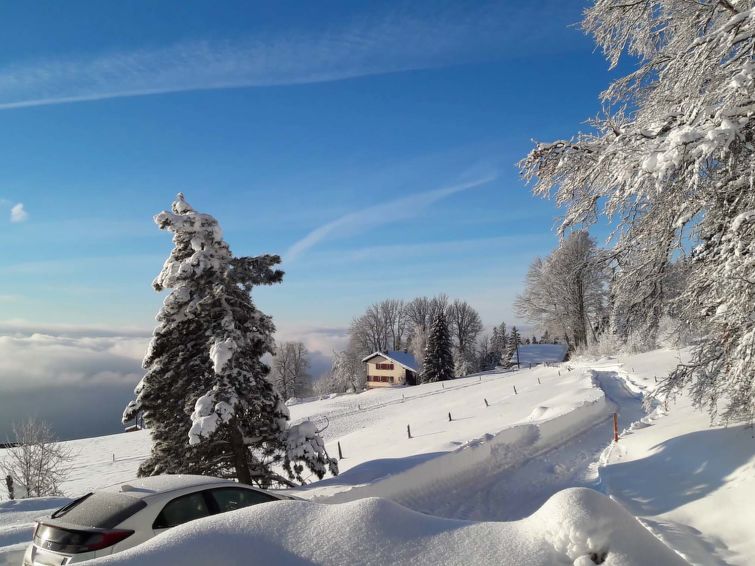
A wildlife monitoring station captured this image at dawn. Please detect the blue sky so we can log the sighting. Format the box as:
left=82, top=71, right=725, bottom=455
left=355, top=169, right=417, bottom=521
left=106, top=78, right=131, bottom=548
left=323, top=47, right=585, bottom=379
left=0, top=1, right=620, bottom=437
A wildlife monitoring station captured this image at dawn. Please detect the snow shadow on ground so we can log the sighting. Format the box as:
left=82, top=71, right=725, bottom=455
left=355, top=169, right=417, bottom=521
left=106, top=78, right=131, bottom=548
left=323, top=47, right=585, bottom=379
left=602, top=424, right=753, bottom=516
left=302, top=452, right=446, bottom=490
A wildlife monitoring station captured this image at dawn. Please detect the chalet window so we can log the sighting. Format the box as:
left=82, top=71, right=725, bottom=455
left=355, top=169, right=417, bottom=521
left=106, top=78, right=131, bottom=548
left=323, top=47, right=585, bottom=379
left=375, top=363, right=394, bottom=370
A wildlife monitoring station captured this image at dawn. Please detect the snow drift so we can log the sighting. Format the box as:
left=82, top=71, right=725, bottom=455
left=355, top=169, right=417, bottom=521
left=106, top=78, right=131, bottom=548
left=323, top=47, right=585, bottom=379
left=90, top=489, right=683, bottom=566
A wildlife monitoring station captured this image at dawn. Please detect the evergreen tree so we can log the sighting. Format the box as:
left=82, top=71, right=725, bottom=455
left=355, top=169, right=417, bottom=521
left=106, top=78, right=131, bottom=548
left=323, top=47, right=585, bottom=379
left=490, top=323, right=507, bottom=366
left=503, top=326, right=522, bottom=368
left=541, top=329, right=551, bottom=344
left=510, top=326, right=521, bottom=346
left=421, top=311, right=454, bottom=382
left=123, top=194, right=337, bottom=487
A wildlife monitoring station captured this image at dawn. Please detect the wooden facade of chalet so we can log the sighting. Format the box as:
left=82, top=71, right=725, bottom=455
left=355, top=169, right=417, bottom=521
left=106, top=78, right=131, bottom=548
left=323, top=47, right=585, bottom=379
left=362, top=351, right=419, bottom=388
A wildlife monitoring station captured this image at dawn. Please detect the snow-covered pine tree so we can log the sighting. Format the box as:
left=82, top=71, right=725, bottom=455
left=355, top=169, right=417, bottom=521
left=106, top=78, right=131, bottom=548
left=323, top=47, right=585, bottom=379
left=519, top=1, right=755, bottom=423
left=123, top=194, right=337, bottom=487
left=490, top=323, right=508, bottom=365
left=421, top=311, right=455, bottom=382
left=503, top=326, right=522, bottom=368
left=510, top=326, right=521, bottom=346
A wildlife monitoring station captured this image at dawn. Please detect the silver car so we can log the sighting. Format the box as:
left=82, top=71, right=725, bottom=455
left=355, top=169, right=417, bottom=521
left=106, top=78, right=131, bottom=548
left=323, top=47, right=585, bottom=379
left=23, top=474, right=297, bottom=565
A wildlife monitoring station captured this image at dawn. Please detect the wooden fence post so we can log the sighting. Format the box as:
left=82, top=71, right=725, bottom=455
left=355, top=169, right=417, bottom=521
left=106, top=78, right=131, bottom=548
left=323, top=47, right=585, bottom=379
left=513, top=385, right=517, bottom=395
left=484, top=398, right=489, bottom=407
left=407, top=424, right=412, bottom=439
left=338, top=441, right=344, bottom=460
left=448, top=412, right=452, bottom=422
left=613, top=413, right=619, bottom=442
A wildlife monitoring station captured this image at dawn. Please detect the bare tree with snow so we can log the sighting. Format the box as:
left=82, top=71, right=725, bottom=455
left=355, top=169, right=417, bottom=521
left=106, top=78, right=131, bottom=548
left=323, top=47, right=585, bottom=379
left=0, top=418, right=72, bottom=498
left=519, top=0, right=755, bottom=423
left=328, top=348, right=366, bottom=393
left=515, top=232, right=607, bottom=350
left=447, top=299, right=483, bottom=376
left=272, top=341, right=312, bottom=400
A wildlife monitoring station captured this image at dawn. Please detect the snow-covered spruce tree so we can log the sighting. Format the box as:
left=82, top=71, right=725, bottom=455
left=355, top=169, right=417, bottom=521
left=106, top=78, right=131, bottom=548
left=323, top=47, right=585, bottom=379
left=519, top=1, right=755, bottom=423
left=123, top=194, right=337, bottom=487
left=503, top=326, right=521, bottom=368
left=421, top=311, right=455, bottom=382
left=491, top=322, right=508, bottom=365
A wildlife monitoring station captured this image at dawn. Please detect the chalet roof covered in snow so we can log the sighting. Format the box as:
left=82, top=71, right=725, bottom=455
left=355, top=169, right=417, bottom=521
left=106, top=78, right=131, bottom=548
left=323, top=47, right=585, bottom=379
left=511, top=343, right=569, bottom=365
left=362, top=351, right=418, bottom=372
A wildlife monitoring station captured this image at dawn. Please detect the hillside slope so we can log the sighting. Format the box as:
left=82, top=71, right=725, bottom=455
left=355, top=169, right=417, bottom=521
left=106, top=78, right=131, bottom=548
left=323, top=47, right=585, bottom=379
left=1, top=349, right=753, bottom=565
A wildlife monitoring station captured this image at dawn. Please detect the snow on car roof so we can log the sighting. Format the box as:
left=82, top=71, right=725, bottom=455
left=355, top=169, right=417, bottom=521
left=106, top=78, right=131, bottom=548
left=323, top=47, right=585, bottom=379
left=101, top=475, right=236, bottom=498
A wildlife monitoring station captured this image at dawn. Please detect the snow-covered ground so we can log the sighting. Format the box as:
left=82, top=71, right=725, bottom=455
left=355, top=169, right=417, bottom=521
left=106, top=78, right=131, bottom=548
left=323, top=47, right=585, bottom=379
left=598, top=350, right=755, bottom=566
left=1, top=348, right=753, bottom=565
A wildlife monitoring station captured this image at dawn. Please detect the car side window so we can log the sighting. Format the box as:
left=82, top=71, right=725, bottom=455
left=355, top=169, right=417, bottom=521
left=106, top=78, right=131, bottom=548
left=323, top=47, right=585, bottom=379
left=209, top=487, right=277, bottom=513
left=153, top=492, right=211, bottom=529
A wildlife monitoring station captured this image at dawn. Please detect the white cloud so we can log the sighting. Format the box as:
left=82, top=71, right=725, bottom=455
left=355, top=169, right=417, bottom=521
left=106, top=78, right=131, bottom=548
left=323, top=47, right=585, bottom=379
left=276, top=323, right=349, bottom=355
left=0, top=332, right=146, bottom=391
left=285, top=175, right=495, bottom=262
left=10, top=202, right=28, bottom=223
left=0, top=2, right=574, bottom=110
left=0, top=319, right=151, bottom=338
left=0, top=327, right=145, bottom=439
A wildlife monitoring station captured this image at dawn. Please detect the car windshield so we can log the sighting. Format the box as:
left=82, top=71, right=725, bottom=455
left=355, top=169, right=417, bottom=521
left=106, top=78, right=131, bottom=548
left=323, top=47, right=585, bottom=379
left=52, top=492, right=147, bottom=529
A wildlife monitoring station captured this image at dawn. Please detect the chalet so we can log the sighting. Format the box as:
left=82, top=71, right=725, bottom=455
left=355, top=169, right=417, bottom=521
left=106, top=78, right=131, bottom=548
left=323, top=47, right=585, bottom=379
left=362, top=351, right=419, bottom=388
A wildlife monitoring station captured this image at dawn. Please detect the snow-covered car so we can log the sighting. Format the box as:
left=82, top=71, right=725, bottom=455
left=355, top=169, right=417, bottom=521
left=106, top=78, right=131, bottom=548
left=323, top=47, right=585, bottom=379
left=23, top=474, right=297, bottom=565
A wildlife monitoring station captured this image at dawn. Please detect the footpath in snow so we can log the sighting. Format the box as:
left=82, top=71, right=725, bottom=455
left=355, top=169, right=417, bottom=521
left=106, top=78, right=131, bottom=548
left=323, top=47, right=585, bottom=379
left=395, top=369, right=646, bottom=522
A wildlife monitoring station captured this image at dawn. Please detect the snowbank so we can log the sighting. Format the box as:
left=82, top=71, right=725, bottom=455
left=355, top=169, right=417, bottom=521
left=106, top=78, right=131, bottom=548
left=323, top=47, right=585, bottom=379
left=92, top=489, right=683, bottom=566
left=596, top=349, right=755, bottom=565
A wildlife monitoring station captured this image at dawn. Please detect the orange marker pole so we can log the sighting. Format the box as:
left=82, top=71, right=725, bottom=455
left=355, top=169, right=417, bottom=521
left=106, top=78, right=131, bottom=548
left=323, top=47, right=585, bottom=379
left=613, top=413, right=619, bottom=442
